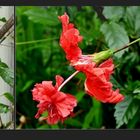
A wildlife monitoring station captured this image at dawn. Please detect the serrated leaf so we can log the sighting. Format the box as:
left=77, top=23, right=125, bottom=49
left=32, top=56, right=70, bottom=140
left=125, top=6, right=140, bottom=37
left=103, top=6, right=125, bottom=21
left=0, top=103, right=10, bottom=113
left=100, top=22, right=129, bottom=57
left=24, top=7, right=59, bottom=26
left=3, top=92, right=14, bottom=104
left=114, top=96, right=139, bottom=128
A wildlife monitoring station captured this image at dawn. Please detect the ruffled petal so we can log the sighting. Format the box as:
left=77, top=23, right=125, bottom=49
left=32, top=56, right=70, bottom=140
left=85, top=66, right=124, bottom=103
left=59, top=13, right=83, bottom=62
left=32, top=81, right=54, bottom=102
left=56, top=94, right=77, bottom=117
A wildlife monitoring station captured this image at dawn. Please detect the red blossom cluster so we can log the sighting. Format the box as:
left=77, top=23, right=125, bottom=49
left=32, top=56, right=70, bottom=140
left=32, top=13, right=124, bottom=125
left=58, top=13, right=124, bottom=103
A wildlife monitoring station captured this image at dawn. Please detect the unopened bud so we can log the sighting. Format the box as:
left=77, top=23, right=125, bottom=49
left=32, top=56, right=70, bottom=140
left=92, top=49, right=113, bottom=64
left=19, top=115, right=26, bottom=124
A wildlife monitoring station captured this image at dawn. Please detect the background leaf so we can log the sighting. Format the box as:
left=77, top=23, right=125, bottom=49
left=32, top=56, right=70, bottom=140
left=124, top=6, right=140, bottom=37
left=0, top=59, right=14, bottom=87
left=3, top=92, right=14, bottom=104
left=114, top=96, right=139, bottom=128
left=100, top=22, right=129, bottom=57
left=24, top=7, right=59, bottom=26
left=103, top=6, right=125, bottom=21
left=0, top=103, right=10, bottom=113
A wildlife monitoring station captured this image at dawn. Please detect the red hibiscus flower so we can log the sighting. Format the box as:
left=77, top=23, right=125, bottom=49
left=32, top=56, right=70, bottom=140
left=32, top=75, right=77, bottom=124
left=58, top=13, right=83, bottom=62
left=84, top=59, right=124, bottom=103
left=72, top=56, right=124, bottom=103
left=59, top=13, right=124, bottom=103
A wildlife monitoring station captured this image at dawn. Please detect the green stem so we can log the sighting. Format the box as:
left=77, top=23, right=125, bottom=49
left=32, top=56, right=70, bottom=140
left=113, top=38, right=140, bottom=54
left=16, top=38, right=58, bottom=45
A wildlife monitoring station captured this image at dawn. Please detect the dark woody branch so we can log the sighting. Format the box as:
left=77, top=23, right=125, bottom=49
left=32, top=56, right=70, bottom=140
left=0, top=15, right=14, bottom=39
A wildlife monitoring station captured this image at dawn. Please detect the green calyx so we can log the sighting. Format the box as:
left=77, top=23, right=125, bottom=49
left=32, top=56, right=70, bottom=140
left=92, top=49, right=113, bottom=64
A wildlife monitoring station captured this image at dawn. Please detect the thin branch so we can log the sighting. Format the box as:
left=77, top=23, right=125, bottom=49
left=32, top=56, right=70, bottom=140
left=0, top=28, right=14, bottom=44
left=58, top=70, right=80, bottom=91
left=16, top=37, right=58, bottom=45
left=0, top=15, right=14, bottom=39
left=0, top=115, right=3, bottom=128
left=113, top=38, right=140, bottom=54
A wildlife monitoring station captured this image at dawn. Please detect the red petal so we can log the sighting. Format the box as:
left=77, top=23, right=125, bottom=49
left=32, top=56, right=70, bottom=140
left=85, top=66, right=124, bottom=103
left=59, top=13, right=83, bottom=62
left=32, top=81, right=55, bottom=102
left=56, top=94, right=77, bottom=117
left=55, top=75, right=64, bottom=89
left=99, top=58, right=114, bottom=80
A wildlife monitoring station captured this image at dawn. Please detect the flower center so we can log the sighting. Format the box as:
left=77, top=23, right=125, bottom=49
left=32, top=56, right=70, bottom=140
left=47, top=103, right=57, bottom=118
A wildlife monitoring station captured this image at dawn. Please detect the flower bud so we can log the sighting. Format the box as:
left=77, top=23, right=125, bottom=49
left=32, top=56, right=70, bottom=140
left=92, top=49, right=113, bottom=64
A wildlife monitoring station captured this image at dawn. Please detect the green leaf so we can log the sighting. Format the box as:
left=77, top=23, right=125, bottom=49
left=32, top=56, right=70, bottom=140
left=92, top=99, right=102, bottom=128
left=82, top=99, right=95, bottom=128
left=133, top=87, right=140, bottom=94
left=82, top=107, right=94, bottom=128
left=0, top=59, right=8, bottom=68
left=0, top=103, right=10, bottom=113
left=75, top=91, right=85, bottom=103
left=37, top=124, right=49, bottom=129
left=51, top=124, right=59, bottom=129
left=0, top=59, right=14, bottom=86
left=127, top=111, right=140, bottom=129
left=24, top=7, right=59, bottom=26
left=20, top=80, right=34, bottom=92
left=114, top=96, right=139, bottom=128
left=100, top=22, right=129, bottom=57
left=64, top=118, right=82, bottom=127
left=3, top=92, right=14, bottom=104
left=0, top=66, right=14, bottom=87
left=41, top=111, right=48, bottom=117
left=103, top=6, right=125, bottom=21
left=134, top=94, right=140, bottom=100
left=0, top=17, right=7, bottom=22
left=125, top=6, right=140, bottom=37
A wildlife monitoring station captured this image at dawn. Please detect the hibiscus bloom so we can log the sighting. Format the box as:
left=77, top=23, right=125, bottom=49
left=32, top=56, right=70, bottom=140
left=32, top=75, right=77, bottom=124
left=59, top=13, right=124, bottom=103
left=84, top=58, right=124, bottom=103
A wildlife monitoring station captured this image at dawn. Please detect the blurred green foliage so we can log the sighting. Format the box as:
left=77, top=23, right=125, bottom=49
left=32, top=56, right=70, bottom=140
left=16, top=6, right=140, bottom=129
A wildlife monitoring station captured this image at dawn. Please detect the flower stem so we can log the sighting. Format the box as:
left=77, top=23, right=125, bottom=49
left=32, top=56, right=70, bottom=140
left=113, top=38, right=140, bottom=54
left=58, top=70, right=80, bottom=91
